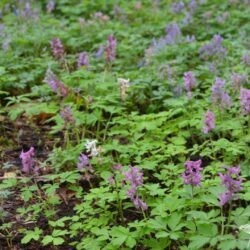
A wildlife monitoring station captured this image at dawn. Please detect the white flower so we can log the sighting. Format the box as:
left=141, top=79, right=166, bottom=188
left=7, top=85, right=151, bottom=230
left=118, top=78, right=130, bottom=101
left=85, top=140, right=98, bottom=156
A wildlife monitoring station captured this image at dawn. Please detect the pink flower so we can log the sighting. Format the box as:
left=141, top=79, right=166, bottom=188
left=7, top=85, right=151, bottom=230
left=182, top=159, right=202, bottom=186
left=240, top=88, right=250, bottom=114
left=20, top=147, right=35, bottom=174
left=50, top=38, right=65, bottom=59
left=203, top=110, right=215, bottom=134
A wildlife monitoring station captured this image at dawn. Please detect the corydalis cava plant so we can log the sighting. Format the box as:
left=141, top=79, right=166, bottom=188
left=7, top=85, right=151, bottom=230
left=199, top=34, right=227, bottom=59
left=43, top=68, right=68, bottom=96
left=124, top=166, right=148, bottom=211
left=77, top=52, right=89, bottom=68
left=105, top=35, right=116, bottom=63
left=20, top=147, right=35, bottom=174
left=219, top=166, right=243, bottom=206
left=240, top=88, right=250, bottom=114
left=50, top=38, right=65, bottom=60
left=211, top=77, right=231, bottom=109
left=77, top=153, right=93, bottom=180
left=182, top=159, right=202, bottom=186
left=203, top=110, right=215, bottom=134
left=183, top=71, right=196, bottom=97
left=60, top=106, right=75, bottom=124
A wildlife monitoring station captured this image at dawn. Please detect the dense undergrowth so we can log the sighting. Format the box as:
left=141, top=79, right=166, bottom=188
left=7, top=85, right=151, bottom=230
left=0, top=0, right=250, bottom=249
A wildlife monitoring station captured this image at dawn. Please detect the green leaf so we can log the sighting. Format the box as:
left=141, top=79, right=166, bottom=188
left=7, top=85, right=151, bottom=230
left=189, top=235, right=210, bottom=249
left=42, top=235, right=53, bottom=245
left=167, top=213, right=182, bottom=231
left=53, top=237, right=65, bottom=245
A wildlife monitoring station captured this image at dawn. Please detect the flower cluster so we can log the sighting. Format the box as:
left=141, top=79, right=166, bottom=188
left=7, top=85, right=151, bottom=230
left=50, top=38, right=65, bottom=59
left=211, top=77, right=231, bottom=108
left=118, top=78, right=130, bottom=101
left=219, top=166, right=243, bottom=206
left=77, top=153, right=93, bottom=180
left=240, top=88, right=250, bottom=114
left=182, top=159, right=202, bottom=186
left=203, top=110, right=215, bottom=134
left=77, top=52, right=89, bottom=68
left=85, top=140, right=99, bottom=157
left=231, top=73, right=247, bottom=90
left=60, top=106, right=75, bottom=124
left=242, top=53, right=250, bottom=65
left=124, top=166, right=148, bottom=211
left=171, top=1, right=185, bottom=13
left=105, top=35, right=116, bottom=63
left=43, top=68, right=68, bottom=96
left=20, top=147, right=35, bottom=174
left=199, top=35, right=227, bottom=59
left=183, top=71, right=196, bottom=97
left=46, top=0, right=55, bottom=13
left=165, top=23, right=182, bottom=44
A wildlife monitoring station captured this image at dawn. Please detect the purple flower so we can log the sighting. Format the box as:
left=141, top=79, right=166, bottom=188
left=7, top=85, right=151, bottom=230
left=188, top=0, right=197, bottom=13
left=219, top=166, right=243, bottom=206
left=77, top=154, right=93, bottom=176
left=124, top=166, right=147, bottom=211
left=113, top=164, right=122, bottom=171
left=242, top=53, right=250, bottom=65
left=165, top=23, right=182, bottom=44
left=43, top=68, right=68, bottom=96
left=105, top=35, right=116, bottom=63
left=50, top=38, right=65, bottom=59
left=211, top=77, right=231, bottom=108
left=199, top=35, right=227, bottom=59
left=124, top=166, right=143, bottom=189
left=182, top=159, right=202, bottom=186
left=203, top=110, right=215, bottom=134
left=77, top=52, right=89, bottom=68
left=60, top=106, right=75, bottom=124
left=46, top=0, right=55, bottom=13
left=20, top=147, right=35, bottom=174
left=133, top=196, right=148, bottom=211
left=183, top=71, right=196, bottom=97
left=95, top=46, right=104, bottom=58
left=171, top=1, right=185, bottom=13
left=231, top=73, right=247, bottom=90
left=240, top=88, right=250, bottom=114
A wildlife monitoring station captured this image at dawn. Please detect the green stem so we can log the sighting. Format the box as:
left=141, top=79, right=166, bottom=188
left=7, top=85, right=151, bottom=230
left=221, top=208, right=225, bottom=235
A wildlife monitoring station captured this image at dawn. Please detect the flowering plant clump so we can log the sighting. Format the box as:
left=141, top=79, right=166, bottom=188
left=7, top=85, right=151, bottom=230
left=240, top=88, right=250, bottom=114
left=231, top=73, right=247, bottom=90
left=203, top=110, right=215, bottom=134
left=211, top=77, right=231, bottom=108
left=77, top=153, right=93, bottom=180
left=50, top=38, right=65, bottom=59
left=171, top=1, right=185, bottom=14
left=182, top=159, right=202, bottom=186
left=165, top=22, right=182, bottom=44
left=77, top=52, right=89, bottom=68
left=43, top=68, right=68, bottom=96
left=124, top=166, right=147, bottom=211
left=105, top=35, right=116, bottom=63
left=199, top=34, right=227, bottom=59
left=1, top=1, right=250, bottom=249
left=20, top=147, right=35, bottom=174
left=219, top=166, right=243, bottom=206
left=60, top=106, right=75, bottom=124
left=183, top=71, right=196, bottom=97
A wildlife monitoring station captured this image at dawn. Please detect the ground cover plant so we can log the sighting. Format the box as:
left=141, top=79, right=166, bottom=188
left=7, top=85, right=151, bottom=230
left=0, top=0, right=250, bottom=249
